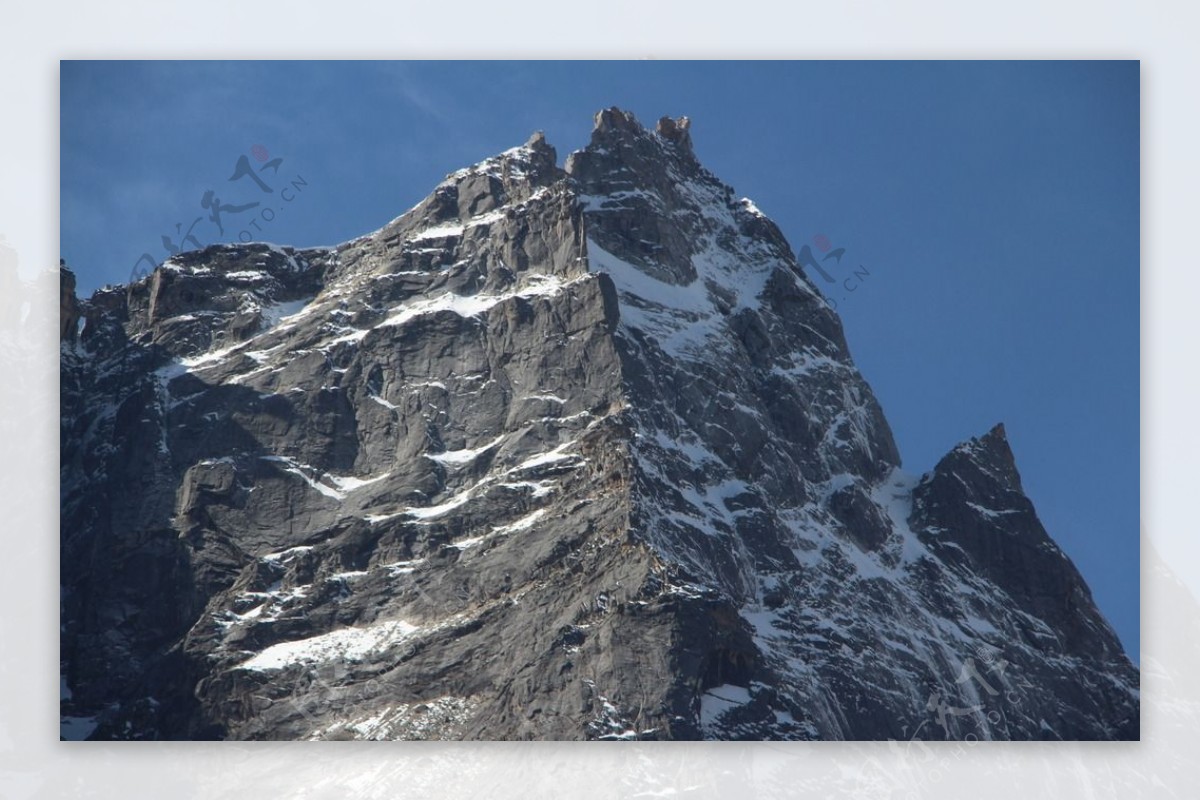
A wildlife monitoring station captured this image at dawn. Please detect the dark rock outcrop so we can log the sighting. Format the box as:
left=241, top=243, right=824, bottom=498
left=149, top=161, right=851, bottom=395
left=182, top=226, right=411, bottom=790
left=60, top=109, right=1138, bottom=741
left=59, top=262, right=82, bottom=343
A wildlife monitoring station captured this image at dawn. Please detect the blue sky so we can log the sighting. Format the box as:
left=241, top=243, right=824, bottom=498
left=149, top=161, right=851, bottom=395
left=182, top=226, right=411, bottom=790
left=61, top=60, right=1140, bottom=658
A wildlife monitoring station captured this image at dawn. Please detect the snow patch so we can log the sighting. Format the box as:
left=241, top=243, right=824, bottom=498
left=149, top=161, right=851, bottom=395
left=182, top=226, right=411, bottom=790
left=239, top=619, right=419, bottom=672
left=260, top=456, right=388, bottom=501
left=429, top=434, right=505, bottom=467
left=700, top=684, right=753, bottom=729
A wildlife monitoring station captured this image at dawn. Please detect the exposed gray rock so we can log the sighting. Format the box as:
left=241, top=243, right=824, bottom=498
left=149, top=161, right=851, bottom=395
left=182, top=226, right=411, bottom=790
left=59, top=109, right=1137, bottom=741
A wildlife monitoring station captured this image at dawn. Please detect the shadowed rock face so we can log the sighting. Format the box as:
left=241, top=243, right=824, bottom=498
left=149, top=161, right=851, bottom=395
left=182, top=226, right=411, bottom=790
left=59, top=263, right=82, bottom=343
left=60, top=108, right=1137, bottom=741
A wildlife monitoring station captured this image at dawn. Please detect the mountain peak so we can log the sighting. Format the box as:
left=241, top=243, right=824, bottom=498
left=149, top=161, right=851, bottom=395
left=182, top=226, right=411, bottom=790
left=947, top=421, right=1023, bottom=493
left=983, top=420, right=1008, bottom=444
left=579, top=107, right=696, bottom=164
left=522, top=129, right=557, bottom=167
left=60, top=109, right=1137, bottom=742
left=655, top=115, right=693, bottom=153
left=591, top=106, right=642, bottom=136
left=977, top=421, right=1015, bottom=462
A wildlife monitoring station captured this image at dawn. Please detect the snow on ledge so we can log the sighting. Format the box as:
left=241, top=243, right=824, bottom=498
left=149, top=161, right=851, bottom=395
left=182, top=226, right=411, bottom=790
left=239, top=619, right=419, bottom=672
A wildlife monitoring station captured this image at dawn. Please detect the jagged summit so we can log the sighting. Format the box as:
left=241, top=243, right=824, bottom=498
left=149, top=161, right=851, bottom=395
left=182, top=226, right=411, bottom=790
left=933, top=421, right=1025, bottom=494
left=655, top=115, right=693, bottom=153
left=60, top=110, right=1137, bottom=741
left=449, top=126, right=561, bottom=182
left=578, top=107, right=697, bottom=160
left=590, top=106, right=643, bottom=137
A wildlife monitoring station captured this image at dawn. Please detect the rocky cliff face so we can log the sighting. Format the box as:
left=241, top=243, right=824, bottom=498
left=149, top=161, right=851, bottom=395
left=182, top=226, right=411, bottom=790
left=60, top=108, right=1138, bottom=741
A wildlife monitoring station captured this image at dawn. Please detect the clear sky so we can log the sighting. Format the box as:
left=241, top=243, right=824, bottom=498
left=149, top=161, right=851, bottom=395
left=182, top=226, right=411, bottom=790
left=61, top=60, right=1140, bottom=659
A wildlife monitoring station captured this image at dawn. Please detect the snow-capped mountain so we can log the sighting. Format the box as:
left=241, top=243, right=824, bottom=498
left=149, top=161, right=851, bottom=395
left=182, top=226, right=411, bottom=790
left=59, top=108, right=1137, bottom=740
